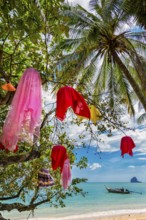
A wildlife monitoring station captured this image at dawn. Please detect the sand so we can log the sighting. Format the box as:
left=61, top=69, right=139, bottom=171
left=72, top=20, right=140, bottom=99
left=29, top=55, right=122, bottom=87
left=97, top=213, right=146, bottom=220
left=25, top=212, right=146, bottom=220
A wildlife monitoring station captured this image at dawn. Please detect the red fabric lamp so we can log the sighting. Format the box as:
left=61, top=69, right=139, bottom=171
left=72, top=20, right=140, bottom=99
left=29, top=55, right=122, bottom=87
left=56, top=86, right=90, bottom=121
left=0, top=142, right=18, bottom=153
left=51, top=145, right=68, bottom=172
left=51, top=145, right=71, bottom=190
left=120, top=136, right=135, bottom=157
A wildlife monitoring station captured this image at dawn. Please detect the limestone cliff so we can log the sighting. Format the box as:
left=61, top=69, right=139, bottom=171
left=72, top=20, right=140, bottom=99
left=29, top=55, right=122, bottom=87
left=130, top=177, right=141, bottom=183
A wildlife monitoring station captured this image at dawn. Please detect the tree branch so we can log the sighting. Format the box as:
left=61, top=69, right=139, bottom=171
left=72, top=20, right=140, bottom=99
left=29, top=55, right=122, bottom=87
left=0, top=92, right=14, bottom=105
left=0, top=186, right=24, bottom=201
left=0, top=149, right=40, bottom=167
left=0, top=190, right=62, bottom=212
left=40, top=109, right=55, bottom=129
left=0, top=199, right=49, bottom=212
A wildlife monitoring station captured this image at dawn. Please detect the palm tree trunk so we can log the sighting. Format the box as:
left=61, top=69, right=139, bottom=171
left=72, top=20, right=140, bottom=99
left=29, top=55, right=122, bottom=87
left=112, top=50, right=146, bottom=111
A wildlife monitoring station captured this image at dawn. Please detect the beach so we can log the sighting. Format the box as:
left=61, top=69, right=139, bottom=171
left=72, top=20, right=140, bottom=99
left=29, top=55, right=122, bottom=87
left=4, top=208, right=146, bottom=220
left=3, top=183, right=146, bottom=220
left=22, top=212, right=146, bottom=220
left=98, top=213, right=146, bottom=220
left=20, top=209, right=146, bottom=220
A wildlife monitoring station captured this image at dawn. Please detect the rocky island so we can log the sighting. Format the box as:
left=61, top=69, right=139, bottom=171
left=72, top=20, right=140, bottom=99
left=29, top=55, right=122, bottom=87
left=130, top=177, right=141, bottom=183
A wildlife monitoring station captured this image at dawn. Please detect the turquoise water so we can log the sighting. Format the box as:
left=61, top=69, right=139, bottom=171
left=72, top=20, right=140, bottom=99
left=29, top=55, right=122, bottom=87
left=2, top=182, right=146, bottom=219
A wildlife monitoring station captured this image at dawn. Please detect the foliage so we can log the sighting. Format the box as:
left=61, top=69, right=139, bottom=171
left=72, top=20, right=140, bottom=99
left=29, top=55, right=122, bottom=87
left=122, top=0, right=146, bottom=29
left=51, top=0, right=146, bottom=114
left=0, top=0, right=146, bottom=219
left=0, top=0, right=89, bottom=218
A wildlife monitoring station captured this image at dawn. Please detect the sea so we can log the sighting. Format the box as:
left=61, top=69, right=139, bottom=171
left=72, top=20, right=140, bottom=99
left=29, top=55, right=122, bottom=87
left=2, top=182, right=146, bottom=220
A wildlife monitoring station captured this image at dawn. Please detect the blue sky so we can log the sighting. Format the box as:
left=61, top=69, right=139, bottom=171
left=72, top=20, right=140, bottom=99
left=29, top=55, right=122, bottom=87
left=42, top=0, right=146, bottom=183
left=72, top=146, right=146, bottom=182
left=64, top=0, right=146, bottom=183
left=56, top=99, right=146, bottom=183
left=69, top=121, right=146, bottom=183
left=47, top=100, right=146, bottom=182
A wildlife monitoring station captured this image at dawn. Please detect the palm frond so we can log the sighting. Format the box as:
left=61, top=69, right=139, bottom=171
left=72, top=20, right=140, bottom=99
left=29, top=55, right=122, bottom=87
left=122, top=0, right=146, bottom=28
left=52, top=38, right=85, bottom=51
left=51, top=0, right=146, bottom=113
left=137, top=112, right=146, bottom=124
left=93, top=53, right=109, bottom=98
left=115, top=64, right=135, bottom=116
left=107, top=64, right=117, bottom=109
left=78, top=51, right=100, bottom=87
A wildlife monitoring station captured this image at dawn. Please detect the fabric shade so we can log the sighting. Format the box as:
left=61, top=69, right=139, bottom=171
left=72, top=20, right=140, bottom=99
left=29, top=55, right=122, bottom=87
left=51, top=145, right=71, bottom=190
left=38, top=169, right=54, bottom=187
left=77, top=105, right=102, bottom=124
left=1, top=83, right=16, bottom=91
left=61, top=158, right=71, bottom=190
left=51, top=145, right=68, bottom=173
left=89, top=105, right=102, bottom=124
left=0, top=68, right=42, bottom=151
left=120, top=136, right=135, bottom=157
left=56, top=86, right=90, bottom=121
left=0, top=142, right=18, bottom=153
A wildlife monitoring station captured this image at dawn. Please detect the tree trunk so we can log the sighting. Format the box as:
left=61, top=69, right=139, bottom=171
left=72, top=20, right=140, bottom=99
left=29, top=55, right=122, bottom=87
left=112, top=50, right=146, bottom=111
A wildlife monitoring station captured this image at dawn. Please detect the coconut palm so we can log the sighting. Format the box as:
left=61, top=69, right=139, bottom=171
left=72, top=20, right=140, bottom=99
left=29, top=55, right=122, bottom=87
left=52, top=0, right=146, bottom=115
left=122, top=0, right=146, bottom=29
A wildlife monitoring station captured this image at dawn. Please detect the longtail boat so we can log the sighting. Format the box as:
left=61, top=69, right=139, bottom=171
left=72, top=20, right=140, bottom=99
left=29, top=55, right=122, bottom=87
left=106, top=186, right=130, bottom=194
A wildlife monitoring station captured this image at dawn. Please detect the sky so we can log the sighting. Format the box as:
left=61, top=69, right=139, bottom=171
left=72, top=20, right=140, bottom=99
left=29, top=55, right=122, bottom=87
left=43, top=0, right=146, bottom=183
left=63, top=107, right=146, bottom=182
left=44, top=86, right=146, bottom=183
left=71, top=125, right=146, bottom=183
left=63, top=0, right=146, bottom=183
left=67, top=0, right=89, bottom=9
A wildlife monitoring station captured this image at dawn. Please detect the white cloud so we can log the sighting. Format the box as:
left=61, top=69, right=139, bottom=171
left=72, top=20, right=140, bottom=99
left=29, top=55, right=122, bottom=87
left=95, top=125, right=146, bottom=154
left=67, top=0, right=89, bottom=10
left=128, top=165, right=135, bottom=168
left=136, top=152, right=146, bottom=156
left=137, top=157, right=146, bottom=160
left=89, top=163, right=102, bottom=170
left=43, top=86, right=146, bottom=155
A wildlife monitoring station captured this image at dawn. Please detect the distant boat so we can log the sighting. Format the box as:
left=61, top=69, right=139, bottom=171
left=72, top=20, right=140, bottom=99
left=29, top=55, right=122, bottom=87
left=105, top=186, right=130, bottom=194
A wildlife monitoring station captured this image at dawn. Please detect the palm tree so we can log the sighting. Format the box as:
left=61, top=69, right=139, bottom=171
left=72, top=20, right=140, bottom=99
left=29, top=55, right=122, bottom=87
left=122, top=0, right=146, bottom=29
left=52, top=0, right=146, bottom=114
